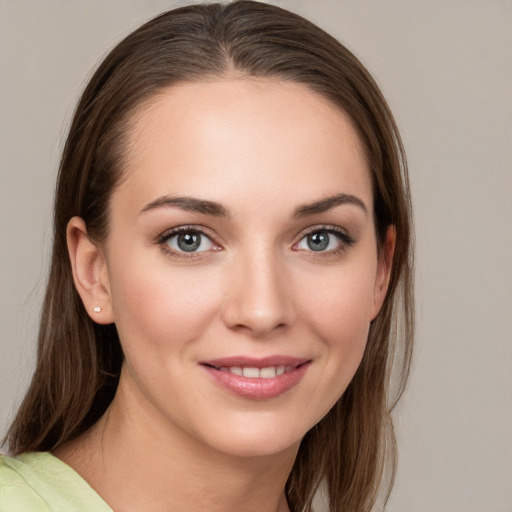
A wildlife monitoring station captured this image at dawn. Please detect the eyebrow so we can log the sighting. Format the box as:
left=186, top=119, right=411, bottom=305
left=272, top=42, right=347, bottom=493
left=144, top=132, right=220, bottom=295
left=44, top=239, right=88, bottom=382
left=293, top=193, right=367, bottom=218
left=140, top=196, right=229, bottom=217
left=140, top=192, right=367, bottom=218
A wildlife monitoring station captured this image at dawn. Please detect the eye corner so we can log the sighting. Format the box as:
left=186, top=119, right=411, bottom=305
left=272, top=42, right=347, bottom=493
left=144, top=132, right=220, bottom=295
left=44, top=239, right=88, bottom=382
left=294, top=225, right=356, bottom=255
left=157, top=225, right=222, bottom=259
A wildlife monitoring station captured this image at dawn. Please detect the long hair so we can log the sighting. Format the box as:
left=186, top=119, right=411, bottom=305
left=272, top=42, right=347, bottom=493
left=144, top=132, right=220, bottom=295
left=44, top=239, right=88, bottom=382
left=4, top=2, right=414, bottom=511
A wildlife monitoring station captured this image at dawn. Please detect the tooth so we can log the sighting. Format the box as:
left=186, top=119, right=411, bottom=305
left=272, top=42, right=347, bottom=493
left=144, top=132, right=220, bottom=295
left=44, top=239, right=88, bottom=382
left=220, top=367, right=229, bottom=372
left=260, top=367, right=277, bottom=378
left=230, top=367, right=243, bottom=375
left=242, top=367, right=260, bottom=378
left=285, top=365, right=294, bottom=373
left=276, top=366, right=285, bottom=376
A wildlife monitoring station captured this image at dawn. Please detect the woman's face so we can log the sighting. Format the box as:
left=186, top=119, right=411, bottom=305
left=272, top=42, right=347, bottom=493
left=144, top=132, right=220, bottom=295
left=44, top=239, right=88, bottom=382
left=96, top=79, right=391, bottom=457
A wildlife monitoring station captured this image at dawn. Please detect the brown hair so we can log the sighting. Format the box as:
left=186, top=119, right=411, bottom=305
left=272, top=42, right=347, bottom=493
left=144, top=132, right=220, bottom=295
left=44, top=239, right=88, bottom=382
left=4, top=2, right=414, bottom=511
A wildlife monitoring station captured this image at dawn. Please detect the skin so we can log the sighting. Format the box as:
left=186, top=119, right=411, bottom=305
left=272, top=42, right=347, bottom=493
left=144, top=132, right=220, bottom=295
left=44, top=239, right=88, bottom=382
left=59, top=78, right=394, bottom=512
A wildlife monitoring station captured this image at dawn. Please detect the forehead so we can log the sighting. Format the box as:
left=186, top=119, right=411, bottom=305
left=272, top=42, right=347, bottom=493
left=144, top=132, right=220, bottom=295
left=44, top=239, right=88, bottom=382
left=114, top=78, right=372, bottom=217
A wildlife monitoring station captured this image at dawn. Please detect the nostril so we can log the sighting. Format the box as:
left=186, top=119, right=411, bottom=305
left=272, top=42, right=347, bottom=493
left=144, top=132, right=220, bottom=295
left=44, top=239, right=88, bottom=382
left=221, top=268, right=296, bottom=335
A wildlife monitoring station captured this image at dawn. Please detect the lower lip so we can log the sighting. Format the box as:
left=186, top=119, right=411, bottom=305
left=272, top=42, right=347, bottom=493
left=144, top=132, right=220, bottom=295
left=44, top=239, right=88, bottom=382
left=201, top=363, right=310, bottom=400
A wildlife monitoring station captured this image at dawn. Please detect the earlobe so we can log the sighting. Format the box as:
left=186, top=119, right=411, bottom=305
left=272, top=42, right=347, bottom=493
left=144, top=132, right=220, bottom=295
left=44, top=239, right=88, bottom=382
left=370, top=225, right=396, bottom=320
left=67, top=216, right=114, bottom=324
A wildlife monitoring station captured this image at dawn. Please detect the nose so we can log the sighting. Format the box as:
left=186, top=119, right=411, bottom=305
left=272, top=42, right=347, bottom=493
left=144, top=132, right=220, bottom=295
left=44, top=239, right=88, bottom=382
left=221, top=247, right=296, bottom=337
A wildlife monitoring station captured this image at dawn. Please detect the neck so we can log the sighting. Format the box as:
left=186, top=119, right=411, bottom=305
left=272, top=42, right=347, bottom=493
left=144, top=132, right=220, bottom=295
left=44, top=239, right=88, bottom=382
left=54, top=376, right=298, bottom=512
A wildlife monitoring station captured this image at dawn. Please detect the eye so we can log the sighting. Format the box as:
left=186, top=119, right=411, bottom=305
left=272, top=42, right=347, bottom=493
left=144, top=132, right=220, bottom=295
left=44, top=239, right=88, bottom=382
left=163, top=229, right=214, bottom=253
left=296, top=227, right=354, bottom=253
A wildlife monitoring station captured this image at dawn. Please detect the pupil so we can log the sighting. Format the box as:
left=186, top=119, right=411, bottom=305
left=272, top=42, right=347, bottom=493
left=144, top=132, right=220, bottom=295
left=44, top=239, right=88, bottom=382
left=177, top=232, right=200, bottom=252
left=308, top=232, right=329, bottom=251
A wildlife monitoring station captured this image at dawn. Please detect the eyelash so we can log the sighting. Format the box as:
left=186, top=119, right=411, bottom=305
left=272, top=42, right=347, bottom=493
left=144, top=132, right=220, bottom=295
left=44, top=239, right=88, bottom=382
left=156, top=224, right=355, bottom=259
left=293, top=225, right=356, bottom=255
left=156, top=225, right=220, bottom=259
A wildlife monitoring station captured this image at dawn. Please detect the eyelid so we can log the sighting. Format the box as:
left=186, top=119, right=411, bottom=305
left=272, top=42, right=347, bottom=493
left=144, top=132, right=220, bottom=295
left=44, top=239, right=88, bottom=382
left=292, top=224, right=356, bottom=251
left=155, top=223, right=355, bottom=258
left=157, top=224, right=214, bottom=241
left=156, top=225, right=222, bottom=257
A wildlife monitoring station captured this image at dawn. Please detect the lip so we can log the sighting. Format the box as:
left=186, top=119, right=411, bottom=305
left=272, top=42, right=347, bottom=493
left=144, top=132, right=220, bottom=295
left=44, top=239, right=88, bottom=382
left=200, top=355, right=311, bottom=400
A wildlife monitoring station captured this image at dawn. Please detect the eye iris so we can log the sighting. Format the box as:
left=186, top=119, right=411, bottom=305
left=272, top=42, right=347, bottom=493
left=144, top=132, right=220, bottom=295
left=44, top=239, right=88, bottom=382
left=177, top=232, right=201, bottom=252
left=307, top=232, right=329, bottom=251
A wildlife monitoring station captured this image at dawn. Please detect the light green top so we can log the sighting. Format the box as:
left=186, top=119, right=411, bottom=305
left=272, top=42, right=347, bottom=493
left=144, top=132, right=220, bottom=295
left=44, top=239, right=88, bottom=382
left=0, top=452, right=112, bottom=511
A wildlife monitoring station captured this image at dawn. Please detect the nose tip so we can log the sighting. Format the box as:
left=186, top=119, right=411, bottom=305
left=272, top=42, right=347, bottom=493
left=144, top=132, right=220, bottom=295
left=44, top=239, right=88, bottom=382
left=231, top=305, right=288, bottom=336
left=221, top=257, right=295, bottom=337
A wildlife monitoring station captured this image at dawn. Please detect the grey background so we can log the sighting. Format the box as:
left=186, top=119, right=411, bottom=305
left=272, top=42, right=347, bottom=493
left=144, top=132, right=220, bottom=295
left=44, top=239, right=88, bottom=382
left=1, top=1, right=511, bottom=511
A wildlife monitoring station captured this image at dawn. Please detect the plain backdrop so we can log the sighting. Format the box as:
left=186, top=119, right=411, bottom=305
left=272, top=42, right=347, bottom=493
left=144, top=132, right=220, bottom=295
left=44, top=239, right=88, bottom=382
left=1, top=1, right=511, bottom=511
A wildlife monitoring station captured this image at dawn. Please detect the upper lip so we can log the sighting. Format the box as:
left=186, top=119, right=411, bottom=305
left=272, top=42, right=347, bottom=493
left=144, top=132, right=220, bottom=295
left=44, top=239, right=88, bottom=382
left=200, top=355, right=310, bottom=369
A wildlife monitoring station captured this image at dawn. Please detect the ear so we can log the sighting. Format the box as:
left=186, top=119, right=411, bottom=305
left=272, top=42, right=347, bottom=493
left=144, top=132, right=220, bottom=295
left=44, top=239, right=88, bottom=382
left=67, top=216, right=114, bottom=324
left=370, top=225, right=396, bottom=321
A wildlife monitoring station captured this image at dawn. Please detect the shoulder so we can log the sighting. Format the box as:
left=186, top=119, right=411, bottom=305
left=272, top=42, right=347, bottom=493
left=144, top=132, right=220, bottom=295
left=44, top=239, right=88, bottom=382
left=0, top=453, right=50, bottom=511
left=0, top=452, right=112, bottom=512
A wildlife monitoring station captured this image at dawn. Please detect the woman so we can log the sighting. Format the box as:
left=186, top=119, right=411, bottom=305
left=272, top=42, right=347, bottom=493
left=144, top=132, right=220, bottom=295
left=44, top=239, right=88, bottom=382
left=0, top=1, right=413, bottom=511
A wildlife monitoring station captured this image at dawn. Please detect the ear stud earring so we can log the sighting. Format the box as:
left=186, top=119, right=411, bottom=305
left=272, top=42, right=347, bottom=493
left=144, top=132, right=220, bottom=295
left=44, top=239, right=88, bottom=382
left=93, top=306, right=102, bottom=313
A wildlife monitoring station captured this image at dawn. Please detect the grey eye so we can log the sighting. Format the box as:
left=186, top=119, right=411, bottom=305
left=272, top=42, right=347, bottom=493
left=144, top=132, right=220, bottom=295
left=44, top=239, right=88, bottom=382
left=298, top=231, right=340, bottom=252
left=166, top=231, right=213, bottom=253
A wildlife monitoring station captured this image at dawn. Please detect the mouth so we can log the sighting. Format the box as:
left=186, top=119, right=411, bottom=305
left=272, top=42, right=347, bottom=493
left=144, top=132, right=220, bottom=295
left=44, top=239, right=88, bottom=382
left=202, top=363, right=304, bottom=379
left=200, top=356, right=311, bottom=400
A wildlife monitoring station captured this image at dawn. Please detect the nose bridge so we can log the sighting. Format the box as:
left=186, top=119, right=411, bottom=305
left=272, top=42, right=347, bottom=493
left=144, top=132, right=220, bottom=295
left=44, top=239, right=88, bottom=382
left=222, top=243, right=294, bottom=336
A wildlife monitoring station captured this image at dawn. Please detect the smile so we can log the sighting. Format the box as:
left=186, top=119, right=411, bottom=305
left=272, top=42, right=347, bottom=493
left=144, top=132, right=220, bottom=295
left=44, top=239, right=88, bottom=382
left=200, top=356, right=311, bottom=400
left=210, top=365, right=296, bottom=378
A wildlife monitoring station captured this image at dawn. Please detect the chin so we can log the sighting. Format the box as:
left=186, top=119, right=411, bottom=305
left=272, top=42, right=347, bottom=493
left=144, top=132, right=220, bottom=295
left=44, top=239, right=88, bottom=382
left=213, top=435, right=301, bottom=460
left=194, top=412, right=311, bottom=460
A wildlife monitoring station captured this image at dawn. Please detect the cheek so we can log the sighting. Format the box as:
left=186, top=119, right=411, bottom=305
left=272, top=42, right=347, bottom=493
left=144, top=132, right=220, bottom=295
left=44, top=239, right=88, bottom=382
left=301, top=262, right=376, bottom=340
left=108, top=255, right=222, bottom=356
left=296, top=261, right=376, bottom=393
